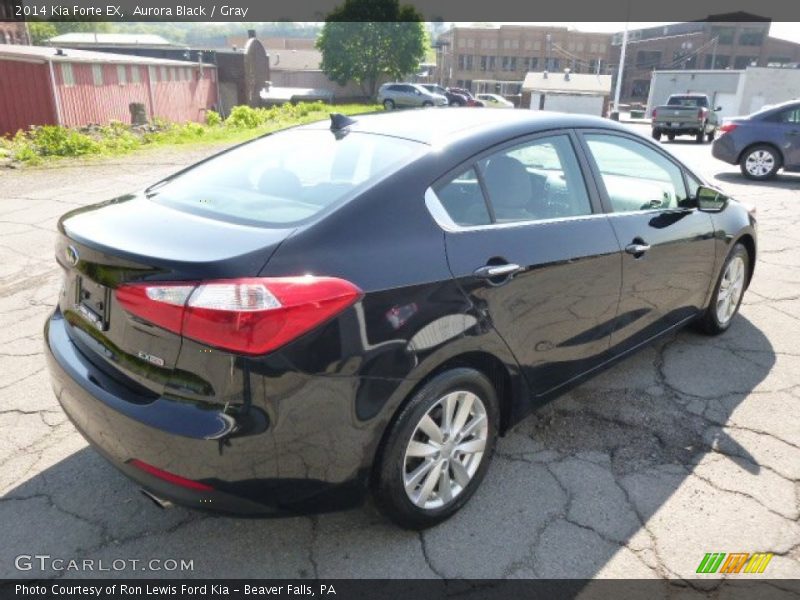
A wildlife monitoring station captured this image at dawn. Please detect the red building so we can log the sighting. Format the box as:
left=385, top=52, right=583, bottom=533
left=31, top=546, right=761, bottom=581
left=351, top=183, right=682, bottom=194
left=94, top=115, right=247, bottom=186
left=0, top=45, right=218, bottom=136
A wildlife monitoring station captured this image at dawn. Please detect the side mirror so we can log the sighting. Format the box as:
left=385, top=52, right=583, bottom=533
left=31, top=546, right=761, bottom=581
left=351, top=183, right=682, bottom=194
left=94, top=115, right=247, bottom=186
left=696, top=185, right=728, bottom=212
left=714, top=106, right=723, bottom=111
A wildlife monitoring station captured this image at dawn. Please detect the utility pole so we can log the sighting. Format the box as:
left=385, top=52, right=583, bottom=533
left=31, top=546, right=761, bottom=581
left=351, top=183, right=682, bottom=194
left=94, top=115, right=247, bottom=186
left=612, top=22, right=628, bottom=120
left=711, top=36, right=718, bottom=69
left=546, top=33, right=552, bottom=71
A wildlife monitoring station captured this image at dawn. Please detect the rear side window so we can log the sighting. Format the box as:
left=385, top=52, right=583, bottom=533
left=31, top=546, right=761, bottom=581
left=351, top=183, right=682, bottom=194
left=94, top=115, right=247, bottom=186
left=434, top=134, right=592, bottom=227
left=150, top=130, right=423, bottom=226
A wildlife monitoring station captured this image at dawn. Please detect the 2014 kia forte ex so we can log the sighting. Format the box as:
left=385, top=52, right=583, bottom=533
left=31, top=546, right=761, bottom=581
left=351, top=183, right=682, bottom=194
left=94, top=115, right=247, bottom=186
left=45, top=109, right=757, bottom=529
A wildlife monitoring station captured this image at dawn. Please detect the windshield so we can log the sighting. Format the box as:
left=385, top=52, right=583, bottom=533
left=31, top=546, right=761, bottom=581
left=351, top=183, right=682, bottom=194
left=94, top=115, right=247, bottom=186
left=667, top=96, right=708, bottom=108
left=148, top=129, right=424, bottom=226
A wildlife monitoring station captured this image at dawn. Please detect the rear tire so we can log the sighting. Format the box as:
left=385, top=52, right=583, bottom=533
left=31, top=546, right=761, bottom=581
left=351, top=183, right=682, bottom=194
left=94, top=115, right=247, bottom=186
left=422, top=101, right=433, bottom=107
left=383, top=99, right=395, bottom=110
left=373, top=368, right=499, bottom=529
left=667, top=134, right=675, bottom=141
left=695, top=127, right=705, bottom=143
left=739, top=144, right=781, bottom=180
left=450, top=100, right=463, bottom=107
left=652, top=129, right=662, bottom=141
left=696, top=243, right=749, bottom=335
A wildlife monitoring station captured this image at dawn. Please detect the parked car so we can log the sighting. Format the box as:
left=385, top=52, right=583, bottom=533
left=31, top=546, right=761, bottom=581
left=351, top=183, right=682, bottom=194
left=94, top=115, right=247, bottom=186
left=712, top=99, right=800, bottom=180
left=378, top=83, right=448, bottom=110
left=46, top=109, right=756, bottom=529
left=476, top=93, right=515, bottom=108
left=651, top=94, right=721, bottom=143
left=420, top=84, right=469, bottom=107
left=445, top=86, right=485, bottom=107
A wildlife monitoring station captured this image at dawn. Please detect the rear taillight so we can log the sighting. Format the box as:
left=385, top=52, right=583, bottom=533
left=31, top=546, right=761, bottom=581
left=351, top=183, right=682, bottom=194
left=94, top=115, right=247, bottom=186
left=719, top=122, right=738, bottom=134
left=652, top=108, right=657, bottom=118
left=116, top=276, right=362, bottom=355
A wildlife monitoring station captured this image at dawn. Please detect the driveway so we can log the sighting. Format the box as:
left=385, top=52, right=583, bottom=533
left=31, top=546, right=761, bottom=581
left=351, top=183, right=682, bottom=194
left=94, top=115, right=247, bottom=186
left=1, top=125, right=798, bottom=580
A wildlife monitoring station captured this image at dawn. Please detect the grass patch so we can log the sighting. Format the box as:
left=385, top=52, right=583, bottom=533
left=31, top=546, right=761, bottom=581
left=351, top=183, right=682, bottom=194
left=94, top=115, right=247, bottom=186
left=0, top=102, right=380, bottom=165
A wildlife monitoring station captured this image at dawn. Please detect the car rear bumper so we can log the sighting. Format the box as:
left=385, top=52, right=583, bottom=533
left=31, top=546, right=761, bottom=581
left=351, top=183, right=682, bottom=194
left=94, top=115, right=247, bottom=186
left=653, top=122, right=704, bottom=133
left=44, top=309, right=370, bottom=516
left=712, top=135, right=739, bottom=164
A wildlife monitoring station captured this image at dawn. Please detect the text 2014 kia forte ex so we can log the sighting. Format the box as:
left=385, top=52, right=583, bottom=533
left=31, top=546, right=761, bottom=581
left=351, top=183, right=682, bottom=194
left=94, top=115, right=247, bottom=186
left=45, top=109, right=756, bottom=529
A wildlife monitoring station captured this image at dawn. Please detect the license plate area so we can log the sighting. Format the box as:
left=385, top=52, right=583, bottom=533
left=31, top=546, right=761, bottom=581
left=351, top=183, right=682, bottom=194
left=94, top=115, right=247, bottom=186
left=75, top=276, right=111, bottom=331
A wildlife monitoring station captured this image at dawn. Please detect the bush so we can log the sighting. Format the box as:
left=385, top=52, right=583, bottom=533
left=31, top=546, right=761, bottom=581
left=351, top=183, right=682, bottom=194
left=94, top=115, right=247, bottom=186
left=26, top=125, right=100, bottom=157
left=226, top=105, right=265, bottom=129
left=205, top=110, right=222, bottom=126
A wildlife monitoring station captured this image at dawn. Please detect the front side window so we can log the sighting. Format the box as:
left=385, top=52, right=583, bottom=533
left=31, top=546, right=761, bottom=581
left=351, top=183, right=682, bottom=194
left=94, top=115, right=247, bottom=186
left=149, top=130, right=423, bottom=226
left=584, top=134, right=689, bottom=212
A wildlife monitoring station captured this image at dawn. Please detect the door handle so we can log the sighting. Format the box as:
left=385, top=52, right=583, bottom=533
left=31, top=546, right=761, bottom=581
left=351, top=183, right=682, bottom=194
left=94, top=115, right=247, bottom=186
left=625, top=242, right=651, bottom=256
left=473, top=263, right=522, bottom=279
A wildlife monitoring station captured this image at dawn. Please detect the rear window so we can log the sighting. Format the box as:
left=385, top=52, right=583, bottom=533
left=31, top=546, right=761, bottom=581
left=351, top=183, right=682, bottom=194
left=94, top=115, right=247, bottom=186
left=667, top=96, right=708, bottom=108
left=149, top=129, right=423, bottom=226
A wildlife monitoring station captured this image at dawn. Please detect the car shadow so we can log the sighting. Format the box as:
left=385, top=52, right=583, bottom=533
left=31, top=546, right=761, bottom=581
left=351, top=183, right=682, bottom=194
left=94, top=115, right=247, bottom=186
left=715, top=171, right=800, bottom=189
left=1, top=316, right=776, bottom=580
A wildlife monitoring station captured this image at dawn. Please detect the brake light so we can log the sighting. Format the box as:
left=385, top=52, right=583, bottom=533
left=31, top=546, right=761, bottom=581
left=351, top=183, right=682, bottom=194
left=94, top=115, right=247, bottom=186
left=719, top=122, right=739, bottom=134
left=128, top=459, right=214, bottom=491
left=697, top=108, right=706, bottom=119
left=116, top=276, right=362, bottom=355
left=652, top=108, right=657, bottom=118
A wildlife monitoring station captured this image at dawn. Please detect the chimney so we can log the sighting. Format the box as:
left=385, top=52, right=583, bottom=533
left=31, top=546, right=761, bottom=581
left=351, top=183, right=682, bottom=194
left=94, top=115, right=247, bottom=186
left=248, top=29, right=256, bottom=39
left=55, top=48, right=65, bottom=56
left=564, top=68, right=571, bottom=81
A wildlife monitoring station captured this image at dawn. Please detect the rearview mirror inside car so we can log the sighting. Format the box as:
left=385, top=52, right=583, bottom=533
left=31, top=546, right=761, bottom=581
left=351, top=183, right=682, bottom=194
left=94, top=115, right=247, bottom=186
left=696, top=185, right=728, bottom=212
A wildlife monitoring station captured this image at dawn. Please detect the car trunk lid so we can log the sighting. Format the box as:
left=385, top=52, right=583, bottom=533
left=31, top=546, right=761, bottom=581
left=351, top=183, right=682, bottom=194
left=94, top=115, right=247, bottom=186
left=56, top=194, right=293, bottom=398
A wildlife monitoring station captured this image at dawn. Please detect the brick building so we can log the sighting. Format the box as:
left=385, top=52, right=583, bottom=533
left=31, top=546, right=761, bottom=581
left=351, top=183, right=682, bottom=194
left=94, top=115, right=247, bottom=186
left=610, top=15, right=800, bottom=103
left=435, top=25, right=613, bottom=97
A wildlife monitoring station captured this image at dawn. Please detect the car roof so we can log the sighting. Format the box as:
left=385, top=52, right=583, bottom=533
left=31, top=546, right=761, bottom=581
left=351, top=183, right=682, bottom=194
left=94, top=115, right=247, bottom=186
left=301, top=108, right=628, bottom=146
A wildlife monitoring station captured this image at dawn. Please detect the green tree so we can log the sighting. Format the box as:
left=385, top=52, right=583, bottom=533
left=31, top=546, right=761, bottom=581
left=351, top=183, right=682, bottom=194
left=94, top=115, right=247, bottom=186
left=317, top=0, right=427, bottom=99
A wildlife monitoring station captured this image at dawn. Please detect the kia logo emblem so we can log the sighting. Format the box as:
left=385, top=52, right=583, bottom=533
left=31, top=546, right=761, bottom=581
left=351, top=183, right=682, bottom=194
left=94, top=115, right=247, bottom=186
left=65, top=245, right=79, bottom=267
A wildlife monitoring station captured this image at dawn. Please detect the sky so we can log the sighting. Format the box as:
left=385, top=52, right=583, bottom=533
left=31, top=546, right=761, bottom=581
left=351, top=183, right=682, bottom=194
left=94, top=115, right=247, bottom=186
left=496, top=22, right=800, bottom=44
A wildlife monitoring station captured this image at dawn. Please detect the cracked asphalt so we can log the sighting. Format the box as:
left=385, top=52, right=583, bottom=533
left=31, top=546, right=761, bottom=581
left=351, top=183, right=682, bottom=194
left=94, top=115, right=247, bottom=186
left=0, top=124, right=798, bottom=581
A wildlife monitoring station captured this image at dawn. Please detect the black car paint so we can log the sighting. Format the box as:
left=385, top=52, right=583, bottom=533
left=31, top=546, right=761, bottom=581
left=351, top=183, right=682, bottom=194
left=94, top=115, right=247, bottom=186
left=45, top=110, right=756, bottom=515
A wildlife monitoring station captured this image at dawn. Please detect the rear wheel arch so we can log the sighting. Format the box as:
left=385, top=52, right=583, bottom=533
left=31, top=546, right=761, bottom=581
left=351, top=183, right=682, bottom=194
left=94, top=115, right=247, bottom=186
left=369, top=351, right=516, bottom=487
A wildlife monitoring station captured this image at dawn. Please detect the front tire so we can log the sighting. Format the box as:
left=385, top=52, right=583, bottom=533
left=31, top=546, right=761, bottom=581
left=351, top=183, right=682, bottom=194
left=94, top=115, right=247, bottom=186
left=740, top=144, right=781, bottom=180
left=373, top=368, right=499, bottom=529
left=697, top=243, right=749, bottom=335
left=422, top=101, right=433, bottom=107
left=383, top=99, right=395, bottom=110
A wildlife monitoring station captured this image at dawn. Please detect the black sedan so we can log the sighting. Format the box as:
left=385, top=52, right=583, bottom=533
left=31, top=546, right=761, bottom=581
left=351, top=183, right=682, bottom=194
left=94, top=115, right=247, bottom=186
left=45, top=109, right=757, bottom=529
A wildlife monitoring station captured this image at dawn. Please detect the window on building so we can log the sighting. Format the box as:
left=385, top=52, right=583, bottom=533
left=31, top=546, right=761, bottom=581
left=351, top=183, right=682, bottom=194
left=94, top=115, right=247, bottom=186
left=60, top=63, right=75, bottom=86
left=131, top=65, right=141, bottom=83
left=712, top=26, right=735, bottom=45
left=551, top=58, right=560, bottom=70
left=458, top=38, right=466, bottom=49
left=480, top=56, right=487, bottom=71
left=488, top=56, right=496, bottom=70
left=490, top=39, right=497, bottom=50
left=530, top=57, right=539, bottom=70
left=117, top=64, right=127, bottom=85
left=503, top=39, right=510, bottom=49
left=160, top=66, right=167, bottom=81
left=92, top=64, right=103, bottom=86
left=739, top=29, right=765, bottom=46
left=767, top=57, right=792, bottom=67
left=149, top=66, right=158, bottom=83
left=705, top=54, right=730, bottom=69
left=458, top=54, right=466, bottom=70
left=734, top=55, right=758, bottom=69
left=533, top=40, right=541, bottom=51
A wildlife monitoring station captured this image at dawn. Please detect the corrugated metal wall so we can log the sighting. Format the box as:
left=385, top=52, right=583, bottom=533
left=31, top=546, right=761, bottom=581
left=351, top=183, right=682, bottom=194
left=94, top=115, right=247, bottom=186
left=0, top=59, right=218, bottom=135
left=56, top=62, right=217, bottom=127
left=0, top=60, right=55, bottom=135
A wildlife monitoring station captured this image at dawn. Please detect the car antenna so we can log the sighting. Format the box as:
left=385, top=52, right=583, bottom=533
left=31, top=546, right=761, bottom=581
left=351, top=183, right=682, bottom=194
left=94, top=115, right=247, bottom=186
left=330, top=113, right=357, bottom=131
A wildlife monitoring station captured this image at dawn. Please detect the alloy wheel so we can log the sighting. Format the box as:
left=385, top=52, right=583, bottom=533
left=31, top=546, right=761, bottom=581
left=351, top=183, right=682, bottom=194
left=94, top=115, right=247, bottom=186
left=716, top=255, right=746, bottom=325
left=745, top=149, right=775, bottom=178
left=403, top=390, right=488, bottom=510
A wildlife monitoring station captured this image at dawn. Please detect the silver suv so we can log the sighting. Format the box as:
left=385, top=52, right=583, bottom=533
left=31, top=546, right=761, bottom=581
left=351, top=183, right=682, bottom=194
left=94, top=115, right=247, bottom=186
left=378, top=83, right=448, bottom=110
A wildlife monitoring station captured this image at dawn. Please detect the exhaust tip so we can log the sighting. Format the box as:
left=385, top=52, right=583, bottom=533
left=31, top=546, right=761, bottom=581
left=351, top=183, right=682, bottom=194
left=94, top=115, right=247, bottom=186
left=140, top=489, right=174, bottom=509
